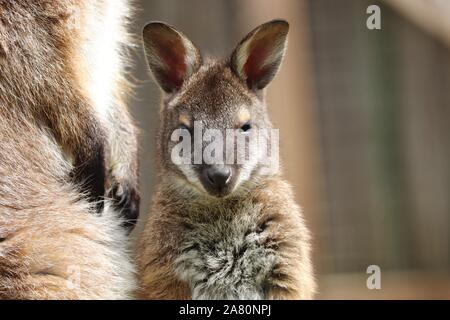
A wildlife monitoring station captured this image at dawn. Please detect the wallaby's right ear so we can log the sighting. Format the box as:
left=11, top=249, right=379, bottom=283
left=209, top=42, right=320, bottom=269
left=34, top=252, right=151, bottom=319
left=230, top=20, right=289, bottom=91
left=143, top=22, right=202, bottom=93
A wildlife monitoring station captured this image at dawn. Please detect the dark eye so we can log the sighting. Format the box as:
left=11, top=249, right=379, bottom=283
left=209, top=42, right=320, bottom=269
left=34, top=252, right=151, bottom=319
left=240, top=122, right=252, bottom=132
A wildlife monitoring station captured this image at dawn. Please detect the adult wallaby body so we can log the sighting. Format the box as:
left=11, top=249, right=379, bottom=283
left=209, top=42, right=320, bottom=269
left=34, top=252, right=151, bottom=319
left=137, top=20, right=316, bottom=299
left=0, top=0, right=138, bottom=299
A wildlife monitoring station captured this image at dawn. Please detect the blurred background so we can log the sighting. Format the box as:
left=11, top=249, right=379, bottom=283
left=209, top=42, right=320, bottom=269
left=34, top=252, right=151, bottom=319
left=129, top=0, right=450, bottom=299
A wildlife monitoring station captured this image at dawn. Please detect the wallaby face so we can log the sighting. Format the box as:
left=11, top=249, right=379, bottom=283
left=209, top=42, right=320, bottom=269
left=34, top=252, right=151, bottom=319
left=143, top=21, right=288, bottom=197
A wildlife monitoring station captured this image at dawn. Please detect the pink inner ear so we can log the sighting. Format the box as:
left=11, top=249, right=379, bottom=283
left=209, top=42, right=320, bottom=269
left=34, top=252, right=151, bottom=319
left=243, top=40, right=269, bottom=89
left=155, top=35, right=187, bottom=90
left=242, top=27, right=284, bottom=89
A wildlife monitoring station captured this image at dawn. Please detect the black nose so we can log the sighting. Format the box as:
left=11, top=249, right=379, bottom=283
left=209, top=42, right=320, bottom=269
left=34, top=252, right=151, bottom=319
left=204, top=166, right=232, bottom=191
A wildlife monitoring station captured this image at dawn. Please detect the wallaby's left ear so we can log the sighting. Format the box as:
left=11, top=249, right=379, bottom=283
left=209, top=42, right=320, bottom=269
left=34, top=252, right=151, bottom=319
left=230, top=19, right=289, bottom=91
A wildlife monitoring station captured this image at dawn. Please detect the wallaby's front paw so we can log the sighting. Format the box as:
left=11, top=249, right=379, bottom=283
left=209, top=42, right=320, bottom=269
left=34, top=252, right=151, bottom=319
left=109, top=181, right=140, bottom=232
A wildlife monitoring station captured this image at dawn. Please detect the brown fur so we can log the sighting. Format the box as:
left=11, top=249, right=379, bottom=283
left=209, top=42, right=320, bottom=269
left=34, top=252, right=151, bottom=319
left=0, top=0, right=140, bottom=220
left=1, top=1, right=105, bottom=197
left=0, top=0, right=137, bottom=299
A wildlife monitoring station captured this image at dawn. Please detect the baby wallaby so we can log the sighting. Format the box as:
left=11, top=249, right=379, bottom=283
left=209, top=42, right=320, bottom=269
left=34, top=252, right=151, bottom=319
left=137, top=20, right=315, bottom=299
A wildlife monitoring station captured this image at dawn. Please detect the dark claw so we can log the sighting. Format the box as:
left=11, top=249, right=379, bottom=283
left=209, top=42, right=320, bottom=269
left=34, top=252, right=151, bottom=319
left=109, top=183, right=140, bottom=233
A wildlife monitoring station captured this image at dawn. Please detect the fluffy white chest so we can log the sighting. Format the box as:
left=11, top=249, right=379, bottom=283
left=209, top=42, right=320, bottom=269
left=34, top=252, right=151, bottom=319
left=174, top=208, right=278, bottom=300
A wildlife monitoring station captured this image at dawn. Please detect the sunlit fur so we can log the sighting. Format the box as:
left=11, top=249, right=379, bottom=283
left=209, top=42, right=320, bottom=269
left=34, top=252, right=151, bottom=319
left=0, top=0, right=137, bottom=299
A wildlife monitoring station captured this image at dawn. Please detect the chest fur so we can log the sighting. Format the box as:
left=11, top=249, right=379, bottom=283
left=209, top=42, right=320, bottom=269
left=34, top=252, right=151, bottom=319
left=173, top=202, right=278, bottom=299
